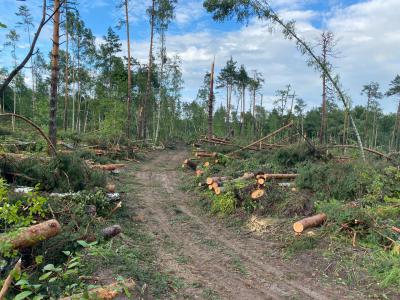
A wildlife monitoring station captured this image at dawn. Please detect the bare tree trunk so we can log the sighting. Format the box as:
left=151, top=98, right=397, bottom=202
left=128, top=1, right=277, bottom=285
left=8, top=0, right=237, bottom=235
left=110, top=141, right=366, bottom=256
left=12, top=88, right=16, bottom=131
left=49, top=0, right=61, bottom=147
left=76, top=36, right=81, bottom=133
left=155, top=31, right=166, bottom=144
left=63, top=6, right=69, bottom=131
left=125, top=0, right=133, bottom=139
left=71, top=53, right=75, bottom=131
left=139, top=0, right=155, bottom=139
left=207, top=58, right=215, bottom=140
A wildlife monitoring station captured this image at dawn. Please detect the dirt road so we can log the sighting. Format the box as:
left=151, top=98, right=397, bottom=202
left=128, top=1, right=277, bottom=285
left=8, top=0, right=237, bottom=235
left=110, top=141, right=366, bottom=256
left=122, top=150, right=362, bottom=300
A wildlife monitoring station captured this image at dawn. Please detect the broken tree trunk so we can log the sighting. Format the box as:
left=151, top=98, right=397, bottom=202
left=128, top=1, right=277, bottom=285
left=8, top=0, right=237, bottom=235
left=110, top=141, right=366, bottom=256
left=0, top=258, right=22, bottom=300
left=228, top=122, right=294, bottom=156
left=59, top=278, right=135, bottom=300
left=0, top=219, right=61, bottom=250
left=293, top=213, right=327, bottom=233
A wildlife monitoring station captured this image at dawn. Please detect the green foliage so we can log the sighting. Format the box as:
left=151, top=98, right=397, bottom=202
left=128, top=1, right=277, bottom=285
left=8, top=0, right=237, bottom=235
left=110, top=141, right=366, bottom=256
left=211, top=191, right=236, bottom=215
left=0, top=179, right=47, bottom=229
left=1, top=153, right=106, bottom=192
left=273, top=143, right=316, bottom=168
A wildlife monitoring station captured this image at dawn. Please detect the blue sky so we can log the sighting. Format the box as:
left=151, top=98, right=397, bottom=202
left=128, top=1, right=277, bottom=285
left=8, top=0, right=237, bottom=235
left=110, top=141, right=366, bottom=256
left=1, top=0, right=399, bottom=114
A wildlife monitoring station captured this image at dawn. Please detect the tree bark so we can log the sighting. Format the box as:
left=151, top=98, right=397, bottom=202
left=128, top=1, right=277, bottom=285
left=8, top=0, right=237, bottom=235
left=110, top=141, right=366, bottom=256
left=63, top=6, right=69, bottom=131
left=207, top=59, right=215, bottom=140
left=139, top=0, right=155, bottom=139
left=125, top=0, right=133, bottom=139
left=0, top=219, right=61, bottom=249
left=0, top=259, right=22, bottom=299
left=293, top=213, right=327, bottom=233
left=49, top=0, right=61, bottom=146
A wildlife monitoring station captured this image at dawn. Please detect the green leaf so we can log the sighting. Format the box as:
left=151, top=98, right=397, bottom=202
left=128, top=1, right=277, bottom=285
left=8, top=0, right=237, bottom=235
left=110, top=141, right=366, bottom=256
left=67, top=261, right=80, bottom=269
left=77, top=240, right=90, bottom=247
left=62, top=251, right=71, bottom=256
left=14, top=291, right=33, bottom=300
left=35, top=255, right=44, bottom=265
left=48, top=277, right=57, bottom=283
left=33, top=295, right=45, bottom=300
left=0, top=22, right=6, bottom=28
left=43, top=264, right=55, bottom=271
left=39, top=271, right=53, bottom=281
left=15, top=279, right=29, bottom=286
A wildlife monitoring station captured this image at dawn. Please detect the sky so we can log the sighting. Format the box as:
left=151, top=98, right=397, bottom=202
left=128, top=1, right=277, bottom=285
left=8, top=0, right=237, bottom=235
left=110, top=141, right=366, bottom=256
left=0, top=0, right=399, bottom=113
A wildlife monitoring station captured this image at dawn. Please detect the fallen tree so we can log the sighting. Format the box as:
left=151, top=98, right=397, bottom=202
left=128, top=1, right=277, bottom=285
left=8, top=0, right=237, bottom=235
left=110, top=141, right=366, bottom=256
left=0, top=219, right=61, bottom=250
left=0, top=259, right=22, bottom=299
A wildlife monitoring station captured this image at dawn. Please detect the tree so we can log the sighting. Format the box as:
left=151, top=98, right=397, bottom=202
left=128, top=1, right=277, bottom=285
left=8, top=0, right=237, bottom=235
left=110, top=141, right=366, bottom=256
left=294, top=98, right=306, bottom=136
left=16, top=5, right=36, bottom=119
left=203, top=0, right=366, bottom=160
left=386, top=75, right=400, bottom=151
left=154, top=0, right=177, bottom=143
left=318, top=31, right=337, bottom=145
left=361, top=82, right=382, bottom=148
left=217, top=57, right=237, bottom=128
left=138, top=0, right=156, bottom=139
left=4, top=29, right=20, bottom=131
left=49, top=0, right=62, bottom=146
left=236, top=65, right=249, bottom=133
left=208, top=59, right=215, bottom=139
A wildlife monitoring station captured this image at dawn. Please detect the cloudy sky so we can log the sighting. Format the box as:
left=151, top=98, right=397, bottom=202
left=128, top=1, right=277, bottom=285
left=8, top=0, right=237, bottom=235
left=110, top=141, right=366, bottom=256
left=0, top=0, right=399, bottom=113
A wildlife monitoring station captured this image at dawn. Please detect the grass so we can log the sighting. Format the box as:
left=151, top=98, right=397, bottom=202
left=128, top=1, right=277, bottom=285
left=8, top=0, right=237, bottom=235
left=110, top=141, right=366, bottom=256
left=202, top=288, right=220, bottom=300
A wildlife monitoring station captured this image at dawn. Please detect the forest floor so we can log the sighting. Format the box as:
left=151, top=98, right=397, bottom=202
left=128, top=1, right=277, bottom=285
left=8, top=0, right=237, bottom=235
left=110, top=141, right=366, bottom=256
left=114, top=149, right=369, bottom=300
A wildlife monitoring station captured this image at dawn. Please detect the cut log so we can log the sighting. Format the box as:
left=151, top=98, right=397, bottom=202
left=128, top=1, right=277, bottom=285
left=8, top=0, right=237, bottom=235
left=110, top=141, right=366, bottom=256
left=211, top=181, right=221, bottom=190
left=208, top=184, right=214, bottom=190
left=206, top=176, right=231, bottom=185
left=59, top=278, right=135, bottom=300
left=0, top=258, right=22, bottom=299
left=293, top=213, right=327, bottom=233
left=251, top=189, right=265, bottom=200
left=183, top=159, right=197, bottom=170
left=392, top=226, right=400, bottom=234
left=87, top=162, right=126, bottom=171
left=102, top=225, right=122, bottom=239
left=0, top=219, right=61, bottom=250
left=203, top=161, right=210, bottom=167
left=257, top=177, right=265, bottom=185
left=195, top=152, right=217, bottom=158
left=214, top=186, right=225, bottom=195
left=195, top=169, right=204, bottom=177
left=258, top=174, right=298, bottom=180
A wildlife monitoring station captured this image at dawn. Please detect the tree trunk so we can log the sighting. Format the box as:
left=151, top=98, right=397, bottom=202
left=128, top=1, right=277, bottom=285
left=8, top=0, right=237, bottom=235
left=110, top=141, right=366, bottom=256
left=49, top=0, right=61, bottom=146
left=0, top=219, right=61, bottom=249
left=125, top=0, right=133, bottom=139
left=155, top=31, right=166, bottom=144
left=63, top=6, right=69, bottom=131
left=207, top=59, right=215, bottom=140
left=76, top=36, right=81, bottom=133
left=139, top=0, right=155, bottom=139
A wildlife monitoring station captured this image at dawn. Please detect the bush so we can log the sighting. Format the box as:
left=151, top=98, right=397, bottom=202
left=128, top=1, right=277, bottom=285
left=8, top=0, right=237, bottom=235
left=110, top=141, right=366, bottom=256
left=1, top=153, right=106, bottom=192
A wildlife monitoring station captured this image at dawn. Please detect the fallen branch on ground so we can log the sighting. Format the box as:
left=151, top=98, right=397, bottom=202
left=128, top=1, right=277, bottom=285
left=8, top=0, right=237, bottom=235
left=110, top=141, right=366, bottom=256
left=0, top=258, right=22, bottom=299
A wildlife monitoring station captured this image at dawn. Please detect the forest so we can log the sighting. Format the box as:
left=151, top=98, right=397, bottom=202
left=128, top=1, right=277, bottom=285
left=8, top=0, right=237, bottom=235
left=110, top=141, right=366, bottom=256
left=0, top=0, right=399, bottom=299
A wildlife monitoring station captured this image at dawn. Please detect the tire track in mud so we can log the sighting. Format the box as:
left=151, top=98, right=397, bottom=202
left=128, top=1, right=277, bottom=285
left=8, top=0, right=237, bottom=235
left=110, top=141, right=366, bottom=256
left=125, top=150, right=363, bottom=300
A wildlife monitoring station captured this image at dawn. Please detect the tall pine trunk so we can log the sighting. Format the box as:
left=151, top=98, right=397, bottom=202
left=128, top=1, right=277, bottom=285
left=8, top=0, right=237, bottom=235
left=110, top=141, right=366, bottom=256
left=207, top=59, right=215, bottom=140
left=139, top=0, right=155, bottom=139
left=49, top=0, right=61, bottom=146
left=63, top=7, right=69, bottom=131
left=125, top=0, right=133, bottom=139
left=155, top=31, right=166, bottom=144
